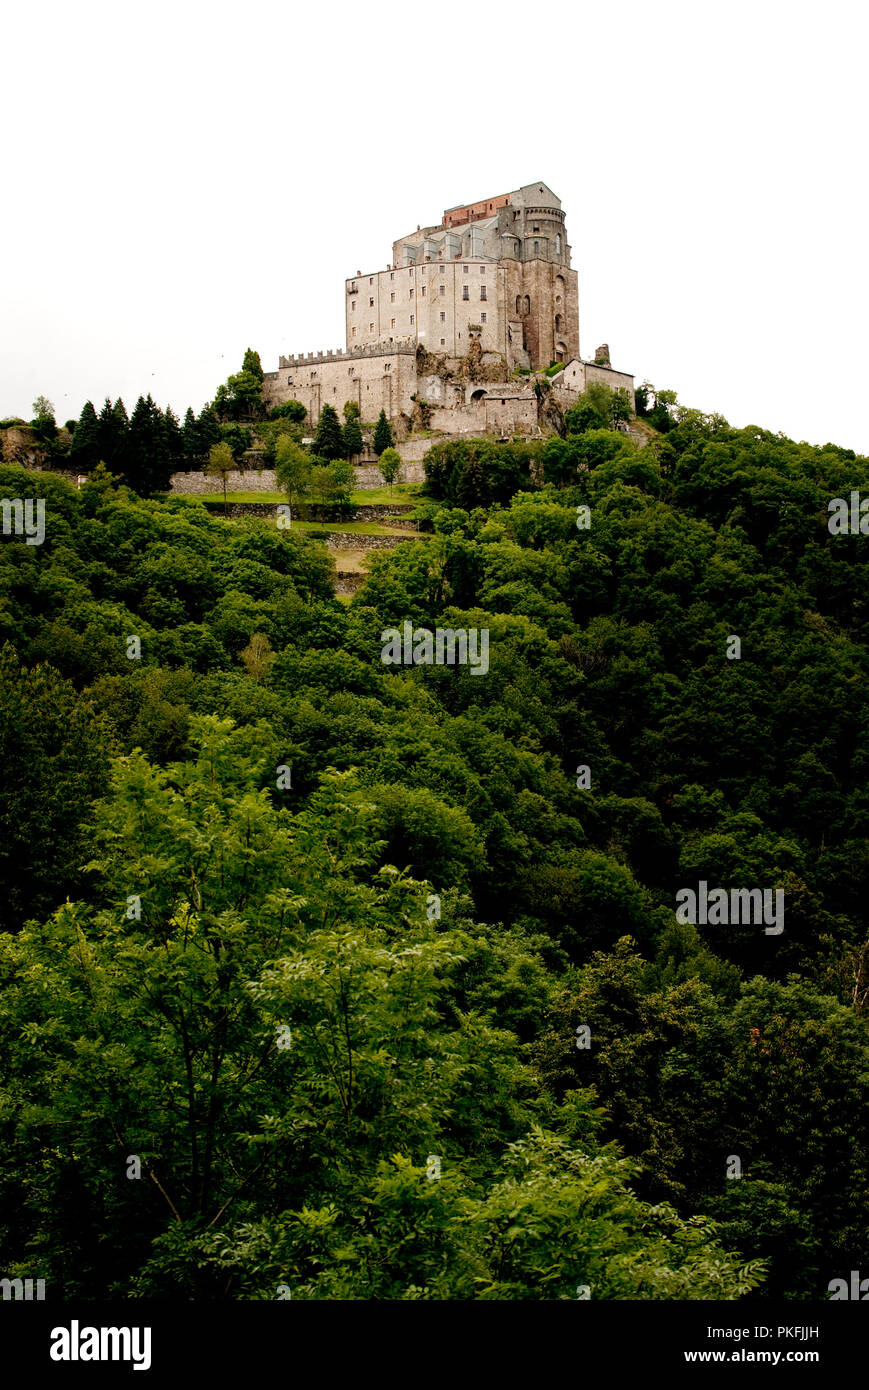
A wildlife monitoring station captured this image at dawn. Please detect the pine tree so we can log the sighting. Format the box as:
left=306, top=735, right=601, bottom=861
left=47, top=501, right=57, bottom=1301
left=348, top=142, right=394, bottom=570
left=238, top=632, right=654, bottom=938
left=96, top=397, right=127, bottom=469
left=164, top=406, right=183, bottom=471
left=342, top=416, right=364, bottom=461
left=69, top=401, right=100, bottom=472
left=196, top=404, right=222, bottom=468
left=126, top=395, right=171, bottom=495
left=182, top=407, right=200, bottom=466
left=314, top=403, right=345, bottom=461
left=373, top=409, right=394, bottom=456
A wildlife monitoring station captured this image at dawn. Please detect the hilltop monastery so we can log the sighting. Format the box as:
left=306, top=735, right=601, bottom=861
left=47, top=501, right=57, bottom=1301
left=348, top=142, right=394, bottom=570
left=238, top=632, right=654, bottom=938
left=262, top=181, right=634, bottom=438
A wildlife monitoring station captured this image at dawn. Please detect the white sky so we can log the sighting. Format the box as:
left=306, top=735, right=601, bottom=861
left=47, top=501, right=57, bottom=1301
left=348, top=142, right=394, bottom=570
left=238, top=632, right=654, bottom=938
left=2, top=0, right=867, bottom=452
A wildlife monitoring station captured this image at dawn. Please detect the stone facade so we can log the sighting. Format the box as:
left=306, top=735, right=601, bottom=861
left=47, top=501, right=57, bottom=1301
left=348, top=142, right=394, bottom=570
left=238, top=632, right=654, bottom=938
left=555, top=358, right=635, bottom=400
left=262, top=180, right=633, bottom=432
left=263, top=343, right=417, bottom=424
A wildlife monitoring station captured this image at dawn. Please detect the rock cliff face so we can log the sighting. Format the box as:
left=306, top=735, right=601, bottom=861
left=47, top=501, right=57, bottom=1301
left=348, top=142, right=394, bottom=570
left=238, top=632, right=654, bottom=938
left=534, top=379, right=566, bottom=437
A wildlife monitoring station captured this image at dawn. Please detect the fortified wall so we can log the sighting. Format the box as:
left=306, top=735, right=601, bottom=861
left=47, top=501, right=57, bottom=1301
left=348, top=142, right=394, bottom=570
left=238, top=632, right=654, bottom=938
left=263, top=342, right=417, bottom=423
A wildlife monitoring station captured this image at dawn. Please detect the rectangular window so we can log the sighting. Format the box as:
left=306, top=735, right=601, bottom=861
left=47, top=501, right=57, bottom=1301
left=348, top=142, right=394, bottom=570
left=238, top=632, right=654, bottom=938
left=462, top=286, right=469, bottom=300
left=369, top=298, right=374, bottom=306
left=440, top=265, right=445, bottom=273
left=480, top=266, right=485, bottom=275
left=352, top=326, right=357, bottom=336
left=463, top=264, right=468, bottom=273
left=440, top=311, right=446, bottom=322
left=409, top=268, right=413, bottom=275
left=409, top=288, right=414, bottom=297
left=481, top=312, right=487, bottom=322
left=480, top=286, right=487, bottom=300
left=440, top=284, right=445, bottom=295
left=391, top=318, right=396, bottom=329
left=440, top=338, right=445, bottom=345
left=351, top=301, right=356, bottom=310
left=369, top=277, right=373, bottom=284
left=369, top=323, right=374, bottom=331
left=410, top=314, right=415, bottom=324
left=390, top=292, right=395, bottom=303
left=390, top=271, right=394, bottom=280
left=421, top=287, right=426, bottom=297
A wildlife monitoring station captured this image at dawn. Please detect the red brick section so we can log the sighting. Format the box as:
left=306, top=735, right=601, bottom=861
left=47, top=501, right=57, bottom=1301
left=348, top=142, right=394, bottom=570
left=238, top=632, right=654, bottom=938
left=442, top=193, right=510, bottom=228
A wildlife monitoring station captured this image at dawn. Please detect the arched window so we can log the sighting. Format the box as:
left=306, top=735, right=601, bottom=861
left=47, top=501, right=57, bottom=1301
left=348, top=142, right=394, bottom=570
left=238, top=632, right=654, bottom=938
left=523, top=295, right=530, bottom=315
left=555, top=233, right=562, bottom=253
left=515, top=295, right=521, bottom=313
left=555, top=314, right=562, bottom=333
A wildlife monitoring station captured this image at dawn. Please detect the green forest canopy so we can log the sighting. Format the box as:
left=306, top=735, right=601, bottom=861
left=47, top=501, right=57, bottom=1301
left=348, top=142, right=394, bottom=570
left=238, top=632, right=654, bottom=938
left=1, top=405, right=869, bottom=1299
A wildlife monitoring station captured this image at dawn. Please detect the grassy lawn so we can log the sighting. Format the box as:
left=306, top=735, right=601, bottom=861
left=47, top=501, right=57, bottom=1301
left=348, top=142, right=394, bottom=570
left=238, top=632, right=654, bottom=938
left=331, top=550, right=370, bottom=575
left=186, top=483, right=422, bottom=508
left=350, top=484, right=422, bottom=506
left=192, top=491, right=285, bottom=504
left=290, top=520, right=412, bottom=536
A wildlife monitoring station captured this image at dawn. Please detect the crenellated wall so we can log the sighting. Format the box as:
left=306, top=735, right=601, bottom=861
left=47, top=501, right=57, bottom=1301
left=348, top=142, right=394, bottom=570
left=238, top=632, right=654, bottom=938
left=263, top=347, right=417, bottom=425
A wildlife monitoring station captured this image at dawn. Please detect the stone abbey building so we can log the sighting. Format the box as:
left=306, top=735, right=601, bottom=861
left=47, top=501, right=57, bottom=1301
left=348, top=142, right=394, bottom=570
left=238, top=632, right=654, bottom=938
left=262, top=181, right=634, bottom=435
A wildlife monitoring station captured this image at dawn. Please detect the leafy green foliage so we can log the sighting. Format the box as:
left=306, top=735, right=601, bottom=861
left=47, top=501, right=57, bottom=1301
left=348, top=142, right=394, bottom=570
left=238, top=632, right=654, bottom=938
left=379, top=446, right=402, bottom=489
left=269, top=400, right=307, bottom=423
left=3, top=403, right=869, bottom=1300
left=214, top=348, right=266, bottom=423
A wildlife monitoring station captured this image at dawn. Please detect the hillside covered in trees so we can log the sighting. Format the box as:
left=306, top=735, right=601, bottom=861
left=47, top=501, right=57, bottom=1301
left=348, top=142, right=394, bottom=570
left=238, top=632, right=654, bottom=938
left=1, top=401, right=868, bottom=1300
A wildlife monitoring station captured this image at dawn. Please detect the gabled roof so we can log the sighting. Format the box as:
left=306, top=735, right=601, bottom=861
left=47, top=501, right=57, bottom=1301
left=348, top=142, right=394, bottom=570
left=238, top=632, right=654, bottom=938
left=515, top=181, right=561, bottom=207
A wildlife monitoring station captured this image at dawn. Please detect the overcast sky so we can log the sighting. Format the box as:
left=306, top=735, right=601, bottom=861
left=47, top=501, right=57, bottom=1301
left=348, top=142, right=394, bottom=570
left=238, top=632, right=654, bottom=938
left=2, top=1, right=867, bottom=452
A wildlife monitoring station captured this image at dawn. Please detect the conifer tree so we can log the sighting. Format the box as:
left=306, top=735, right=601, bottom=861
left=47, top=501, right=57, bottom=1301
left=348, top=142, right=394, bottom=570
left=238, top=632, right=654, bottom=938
left=69, top=401, right=100, bottom=472
left=314, top=403, right=345, bottom=461
left=196, top=404, right=223, bottom=468
left=164, top=406, right=183, bottom=470
left=373, top=409, right=394, bottom=456
left=182, top=407, right=200, bottom=466
left=96, top=397, right=127, bottom=469
left=342, top=415, right=364, bottom=461
left=125, top=394, right=171, bottom=495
